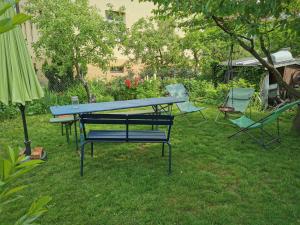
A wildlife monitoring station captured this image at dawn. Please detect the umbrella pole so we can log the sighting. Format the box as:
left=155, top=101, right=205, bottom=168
left=19, top=104, right=31, bottom=156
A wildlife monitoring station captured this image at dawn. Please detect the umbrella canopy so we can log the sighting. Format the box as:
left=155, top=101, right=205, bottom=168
left=0, top=1, right=43, bottom=106
left=0, top=1, right=44, bottom=155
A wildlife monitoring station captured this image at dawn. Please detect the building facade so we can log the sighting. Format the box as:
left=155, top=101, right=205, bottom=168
left=20, top=0, right=155, bottom=82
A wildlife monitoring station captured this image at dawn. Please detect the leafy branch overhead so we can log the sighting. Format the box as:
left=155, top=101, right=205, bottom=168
left=141, top=0, right=300, bottom=98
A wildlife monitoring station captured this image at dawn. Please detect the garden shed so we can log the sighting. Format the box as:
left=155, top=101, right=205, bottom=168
left=220, top=49, right=300, bottom=107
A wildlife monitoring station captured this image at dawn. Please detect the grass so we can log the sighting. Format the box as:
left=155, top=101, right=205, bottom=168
left=0, top=106, right=300, bottom=225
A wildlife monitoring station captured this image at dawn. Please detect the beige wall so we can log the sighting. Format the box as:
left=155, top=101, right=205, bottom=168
left=90, top=0, right=154, bottom=28
left=20, top=0, right=155, bottom=82
left=87, top=0, right=155, bottom=80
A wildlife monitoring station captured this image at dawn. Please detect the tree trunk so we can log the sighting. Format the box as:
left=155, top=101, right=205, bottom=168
left=293, top=105, right=300, bottom=134
left=75, top=63, right=91, bottom=103
left=80, top=78, right=91, bottom=103
left=193, top=50, right=200, bottom=74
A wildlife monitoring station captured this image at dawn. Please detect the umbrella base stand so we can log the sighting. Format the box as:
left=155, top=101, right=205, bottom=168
left=20, top=147, right=47, bottom=161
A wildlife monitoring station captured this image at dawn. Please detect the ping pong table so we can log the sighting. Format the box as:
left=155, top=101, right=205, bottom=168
left=50, top=96, right=185, bottom=149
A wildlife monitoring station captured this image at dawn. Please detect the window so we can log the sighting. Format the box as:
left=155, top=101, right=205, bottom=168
left=110, top=66, right=124, bottom=73
left=105, top=10, right=125, bottom=23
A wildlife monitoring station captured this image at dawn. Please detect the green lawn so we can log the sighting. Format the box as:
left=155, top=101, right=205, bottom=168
left=0, top=106, right=300, bottom=225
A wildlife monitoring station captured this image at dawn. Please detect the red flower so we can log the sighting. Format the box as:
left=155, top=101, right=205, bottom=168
left=134, top=77, right=140, bottom=87
left=124, top=79, right=131, bottom=89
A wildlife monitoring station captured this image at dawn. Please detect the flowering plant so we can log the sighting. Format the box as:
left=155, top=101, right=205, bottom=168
left=124, top=77, right=141, bottom=89
left=122, top=76, right=143, bottom=99
left=124, top=79, right=131, bottom=89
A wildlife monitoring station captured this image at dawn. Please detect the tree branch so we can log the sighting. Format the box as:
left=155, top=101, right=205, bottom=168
left=211, top=15, right=300, bottom=98
left=259, top=35, right=273, bottom=65
left=211, top=15, right=254, bottom=50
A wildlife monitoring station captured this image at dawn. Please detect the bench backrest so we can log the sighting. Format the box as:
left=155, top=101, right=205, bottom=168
left=80, top=113, right=174, bottom=141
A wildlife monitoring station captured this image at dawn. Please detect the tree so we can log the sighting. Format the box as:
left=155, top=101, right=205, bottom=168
left=0, top=0, right=29, bottom=34
left=180, top=27, right=237, bottom=75
left=141, top=0, right=300, bottom=131
left=26, top=0, right=126, bottom=102
left=123, top=17, right=188, bottom=78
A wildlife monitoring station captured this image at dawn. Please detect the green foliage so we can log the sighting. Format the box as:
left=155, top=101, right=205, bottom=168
left=63, top=81, right=114, bottom=103
left=142, top=0, right=300, bottom=99
left=140, top=67, right=198, bottom=79
left=0, top=75, right=264, bottom=120
left=0, top=147, right=51, bottom=224
left=105, top=77, right=161, bottom=100
left=42, top=62, right=75, bottom=92
left=106, top=77, right=126, bottom=100
left=0, top=89, right=69, bottom=118
left=213, top=66, right=266, bottom=90
left=15, top=196, right=52, bottom=225
left=123, top=16, right=252, bottom=80
left=0, top=0, right=30, bottom=34
left=146, top=0, right=300, bottom=53
left=180, top=28, right=231, bottom=75
left=163, top=77, right=259, bottom=107
left=26, top=0, right=126, bottom=101
left=136, top=79, right=161, bottom=99
left=26, top=0, right=124, bottom=73
left=0, top=102, right=19, bottom=119
left=123, top=17, right=188, bottom=77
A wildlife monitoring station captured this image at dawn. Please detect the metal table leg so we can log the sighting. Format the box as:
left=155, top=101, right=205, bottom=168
left=74, top=114, right=78, bottom=150
left=65, top=123, right=70, bottom=144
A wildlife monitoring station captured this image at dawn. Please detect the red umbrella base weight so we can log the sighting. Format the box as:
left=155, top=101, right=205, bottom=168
left=21, top=147, right=47, bottom=160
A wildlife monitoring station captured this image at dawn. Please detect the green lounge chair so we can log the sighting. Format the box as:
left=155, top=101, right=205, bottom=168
left=228, top=100, right=300, bottom=148
left=165, top=83, right=206, bottom=119
left=215, top=88, right=255, bottom=122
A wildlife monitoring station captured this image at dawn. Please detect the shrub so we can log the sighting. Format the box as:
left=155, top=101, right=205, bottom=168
left=212, top=65, right=265, bottom=90
left=136, top=79, right=162, bottom=99
left=0, top=75, right=262, bottom=120
left=0, top=103, right=19, bottom=120
left=43, top=62, right=75, bottom=92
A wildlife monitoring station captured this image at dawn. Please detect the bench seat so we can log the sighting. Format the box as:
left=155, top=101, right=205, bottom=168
left=87, top=130, right=167, bottom=142
left=49, top=116, right=75, bottom=123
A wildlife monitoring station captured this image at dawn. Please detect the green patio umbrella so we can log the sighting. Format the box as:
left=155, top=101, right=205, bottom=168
left=0, top=1, right=44, bottom=155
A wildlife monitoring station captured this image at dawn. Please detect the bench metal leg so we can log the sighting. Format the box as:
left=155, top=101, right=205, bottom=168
left=162, top=143, right=165, bottom=157
left=80, top=143, right=85, bottom=176
left=74, top=116, right=78, bottom=151
left=61, top=123, right=64, bottom=136
left=167, top=142, right=172, bottom=174
left=91, top=142, right=94, bottom=157
left=65, top=124, right=70, bottom=144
